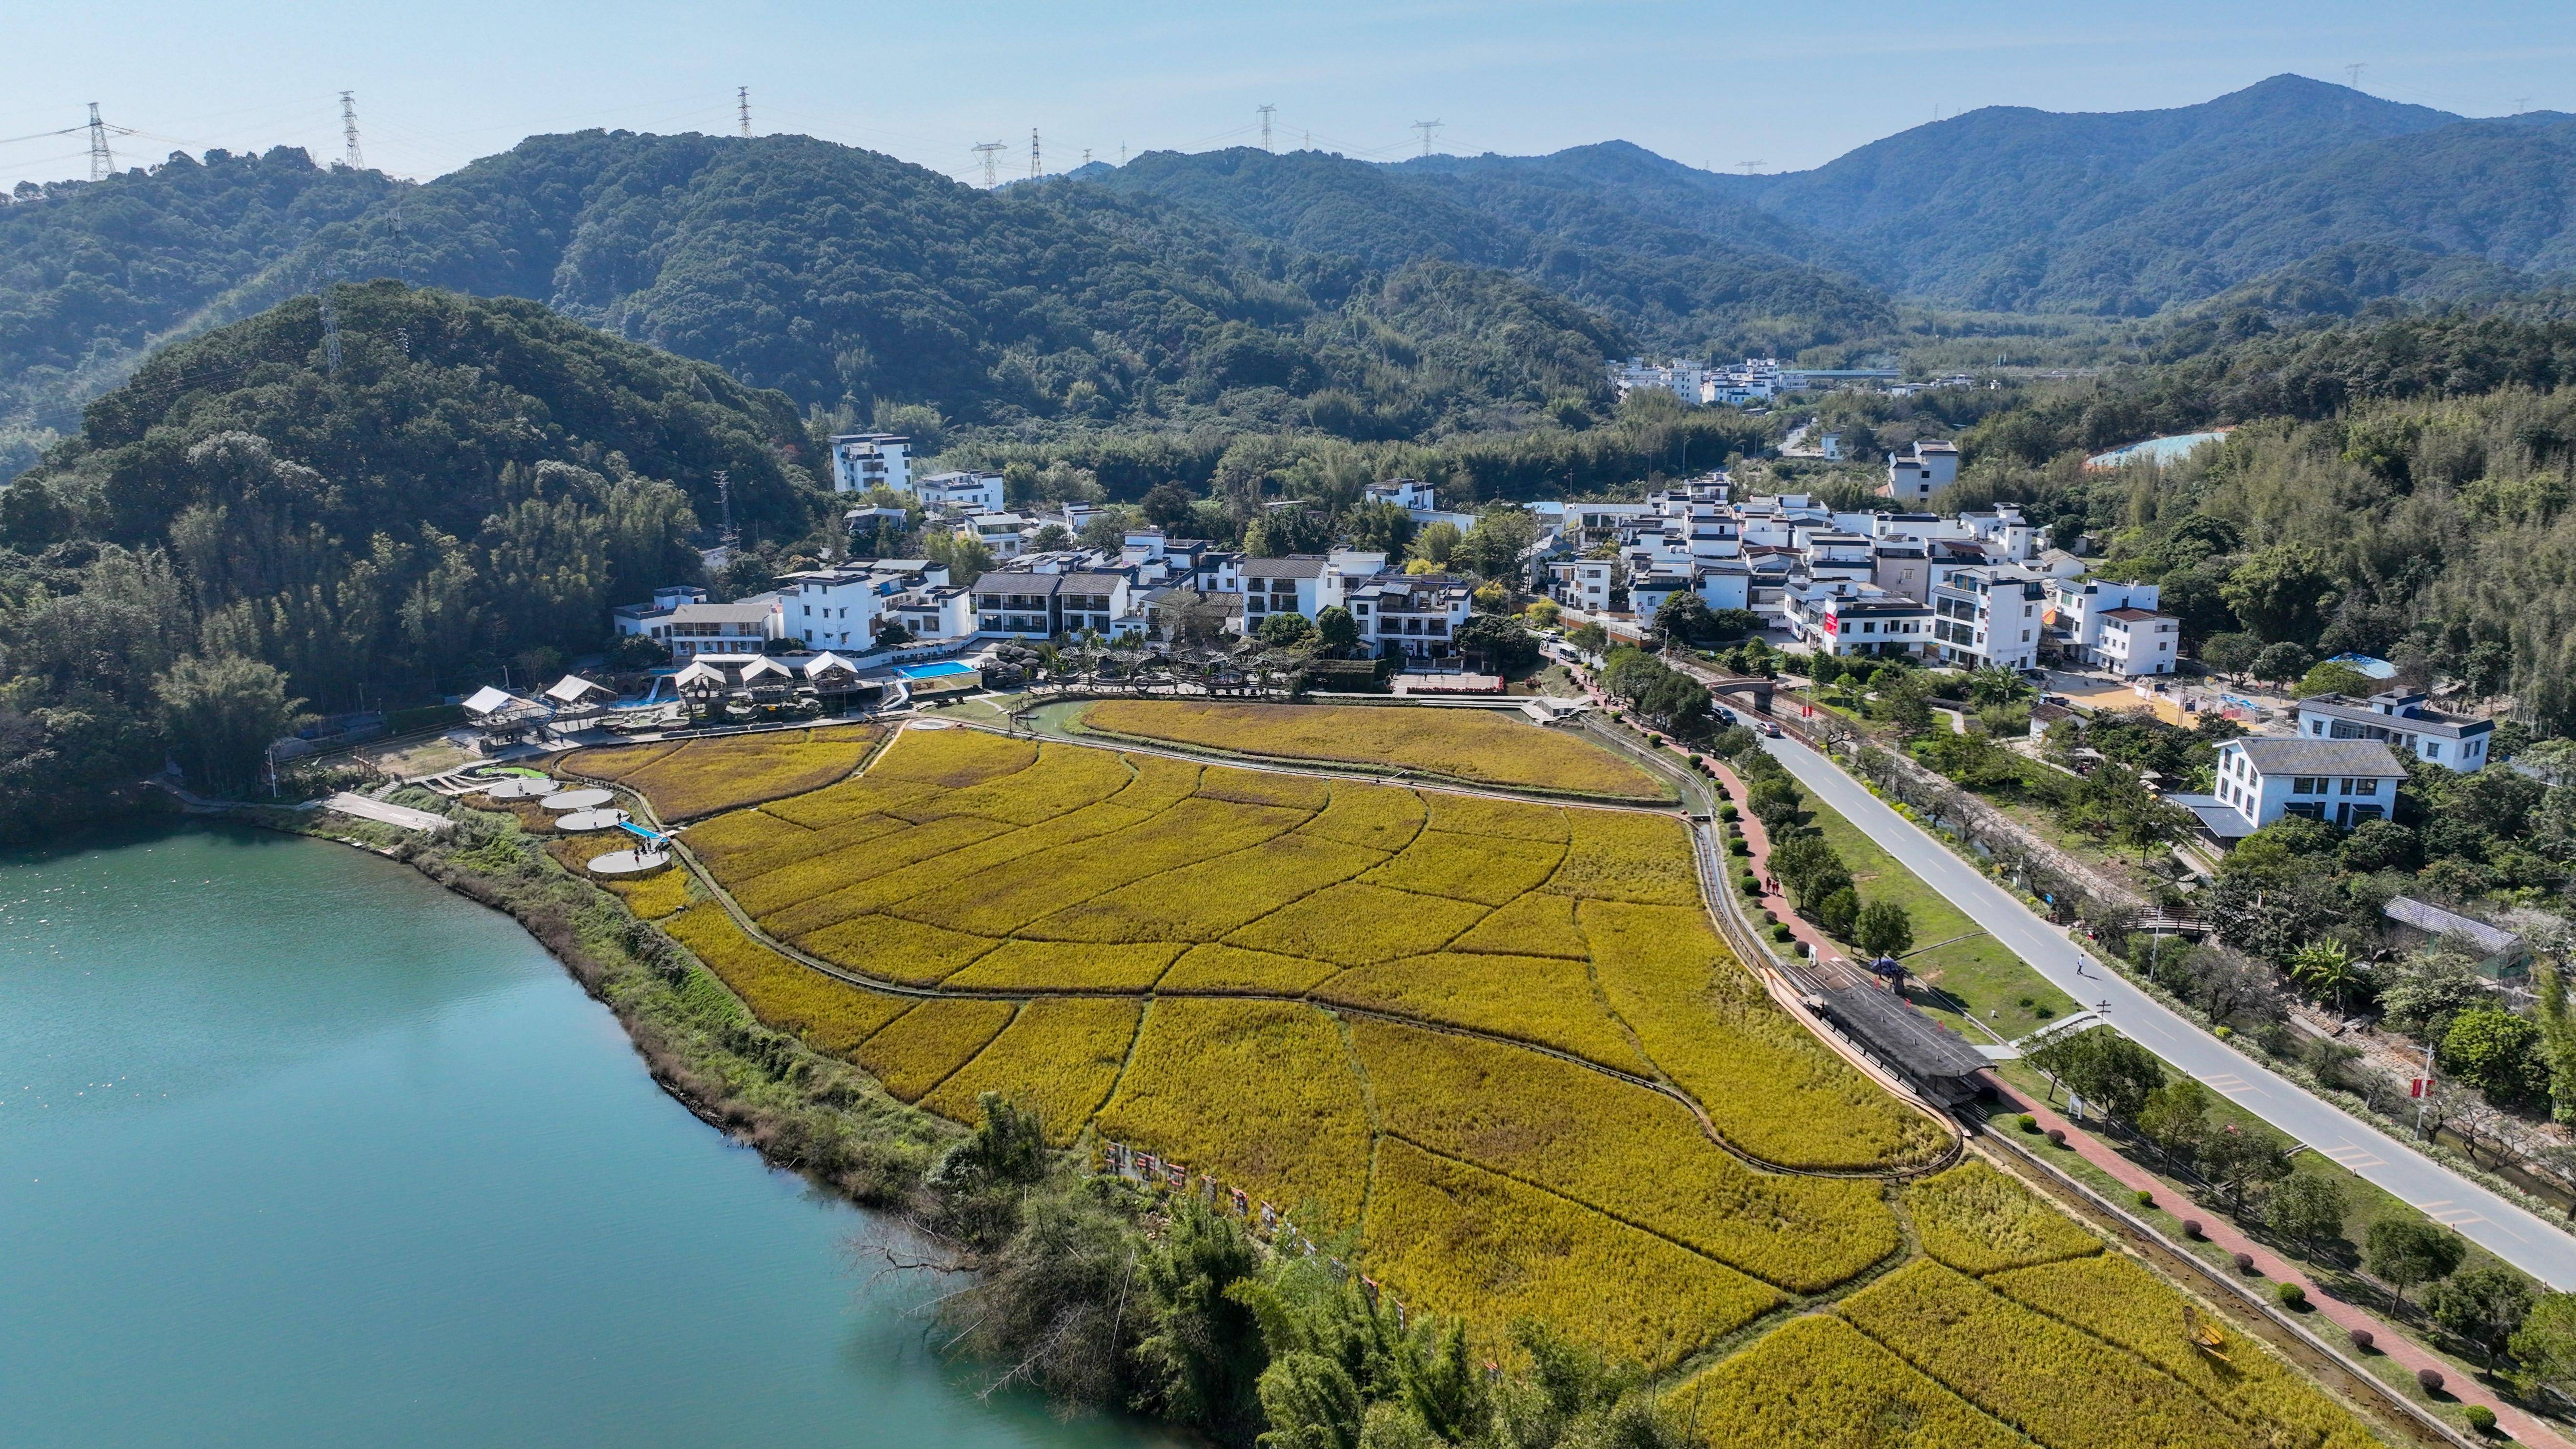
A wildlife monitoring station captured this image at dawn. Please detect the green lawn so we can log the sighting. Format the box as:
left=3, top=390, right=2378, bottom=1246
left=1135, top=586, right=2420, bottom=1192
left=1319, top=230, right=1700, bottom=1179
left=1798, top=789, right=2078, bottom=1043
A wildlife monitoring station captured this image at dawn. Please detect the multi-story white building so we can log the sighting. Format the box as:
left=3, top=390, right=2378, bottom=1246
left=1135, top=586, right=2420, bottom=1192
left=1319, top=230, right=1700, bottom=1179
left=918, top=471, right=1007, bottom=516
left=2296, top=690, right=2495, bottom=772
left=828, top=433, right=911, bottom=496
left=1611, top=358, right=1711, bottom=407
left=1929, top=563, right=2047, bottom=672
left=611, top=594, right=783, bottom=660
left=1880, top=440, right=1960, bottom=504
left=2096, top=608, right=2179, bottom=676
left=1783, top=583, right=1934, bottom=658
left=2048, top=578, right=2176, bottom=674
left=2210, top=737, right=2409, bottom=833
left=772, top=560, right=957, bottom=653
left=1346, top=572, right=1475, bottom=660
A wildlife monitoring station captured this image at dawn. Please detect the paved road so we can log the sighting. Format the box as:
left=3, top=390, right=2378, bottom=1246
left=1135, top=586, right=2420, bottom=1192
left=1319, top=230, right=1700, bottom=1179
left=1764, top=734, right=2576, bottom=1289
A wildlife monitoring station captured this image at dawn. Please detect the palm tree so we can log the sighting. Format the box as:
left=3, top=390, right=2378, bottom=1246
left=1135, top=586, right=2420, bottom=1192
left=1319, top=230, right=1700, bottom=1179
left=2288, top=939, right=2359, bottom=1015
left=1965, top=665, right=2034, bottom=708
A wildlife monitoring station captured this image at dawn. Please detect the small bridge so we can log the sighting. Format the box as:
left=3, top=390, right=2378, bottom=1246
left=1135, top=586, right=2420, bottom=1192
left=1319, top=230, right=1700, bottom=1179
left=1661, top=650, right=1774, bottom=714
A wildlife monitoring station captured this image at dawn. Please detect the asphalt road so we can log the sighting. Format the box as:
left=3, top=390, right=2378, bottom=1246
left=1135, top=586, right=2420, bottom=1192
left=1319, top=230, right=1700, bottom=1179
left=1764, top=733, right=2576, bottom=1289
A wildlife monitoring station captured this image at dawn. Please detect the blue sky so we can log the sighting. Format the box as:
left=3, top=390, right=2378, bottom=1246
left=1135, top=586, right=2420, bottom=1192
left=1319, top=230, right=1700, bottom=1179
left=7, top=0, right=2573, bottom=190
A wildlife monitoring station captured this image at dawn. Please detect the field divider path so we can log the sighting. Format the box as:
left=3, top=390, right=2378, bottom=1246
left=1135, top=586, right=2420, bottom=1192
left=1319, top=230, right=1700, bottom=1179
left=560, top=757, right=1930, bottom=1183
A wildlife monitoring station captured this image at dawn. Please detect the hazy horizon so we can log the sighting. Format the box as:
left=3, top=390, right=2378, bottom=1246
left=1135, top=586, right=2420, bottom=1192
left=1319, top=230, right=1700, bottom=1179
left=7, top=0, right=2574, bottom=194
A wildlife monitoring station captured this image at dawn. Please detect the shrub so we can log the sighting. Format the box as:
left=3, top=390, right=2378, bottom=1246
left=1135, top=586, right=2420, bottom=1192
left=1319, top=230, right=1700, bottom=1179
left=1771, top=923, right=1795, bottom=943
left=2275, top=1281, right=2307, bottom=1308
left=2046, top=1127, right=2067, bottom=1147
left=1738, top=874, right=1760, bottom=894
left=2183, top=1219, right=2204, bottom=1239
left=2017, top=1114, right=2038, bottom=1132
left=2134, top=1188, right=2155, bottom=1208
left=2348, top=1327, right=2375, bottom=1351
left=1686, top=752, right=1701, bottom=765
left=2416, top=1367, right=2444, bottom=1394
left=1729, top=837, right=1751, bottom=856
left=1761, top=908, right=1778, bottom=924
left=2466, top=1405, right=2496, bottom=1434
left=2233, top=1251, right=2255, bottom=1274
left=1718, top=802, right=1736, bottom=820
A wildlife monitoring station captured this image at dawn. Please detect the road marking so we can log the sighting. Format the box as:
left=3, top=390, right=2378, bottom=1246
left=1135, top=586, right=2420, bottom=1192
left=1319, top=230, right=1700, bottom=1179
left=2319, top=1143, right=2386, bottom=1170
left=2201, top=1072, right=2258, bottom=1096
left=2417, top=1199, right=2490, bottom=1228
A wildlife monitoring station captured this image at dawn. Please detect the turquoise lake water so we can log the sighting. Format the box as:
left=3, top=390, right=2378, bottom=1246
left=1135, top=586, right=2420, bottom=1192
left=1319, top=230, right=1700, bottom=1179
left=0, top=823, right=1170, bottom=1449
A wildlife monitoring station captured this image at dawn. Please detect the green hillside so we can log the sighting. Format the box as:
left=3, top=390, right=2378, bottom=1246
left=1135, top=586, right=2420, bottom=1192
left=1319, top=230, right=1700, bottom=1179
left=0, top=282, right=825, bottom=834
left=0, top=145, right=401, bottom=437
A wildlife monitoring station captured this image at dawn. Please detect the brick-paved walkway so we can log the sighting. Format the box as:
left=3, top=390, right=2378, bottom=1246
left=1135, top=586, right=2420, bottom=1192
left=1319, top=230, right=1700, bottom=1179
left=1704, top=758, right=1848, bottom=968
left=1998, top=1081, right=2563, bottom=1447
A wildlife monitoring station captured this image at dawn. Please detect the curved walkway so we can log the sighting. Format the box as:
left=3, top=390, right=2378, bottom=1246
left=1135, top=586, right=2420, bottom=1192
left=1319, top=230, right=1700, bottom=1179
left=558, top=718, right=1954, bottom=1182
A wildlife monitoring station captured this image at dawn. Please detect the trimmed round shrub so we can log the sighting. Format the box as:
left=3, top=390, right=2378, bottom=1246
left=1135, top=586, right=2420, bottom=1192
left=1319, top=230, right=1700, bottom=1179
left=2416, top=1367, right=2444, bottom=1394
left=1738, top=874, right=1760, bottom=894
left=1770, top=923, right=1795, bottom=943
left=1686, top=753, right=1701, bottom=766
left=2182, top=1219, right=2204, bottom=1239
left=1795, top=942, right=1812, bottom=958
left=2466, top=1405, right=2496, bottom=1434
left=1717, top=803, right=1737, bottom=821
left=2016, top=1114, right=2038, bottom=1132
left=1729, top=838, right=1751, bottom=856
left=2275, top=1281, right=2306, bottom=1308
left=2133, top=1188, right=2154, bottom=1208
left=2046, top=1127, right=2067, bottom=1147
left=2347, top=1327, right=2374, bottom=1351
left=1761, top=909, right=1777, bottom=925
left=2232, top=1250, right=2255, bottom=1274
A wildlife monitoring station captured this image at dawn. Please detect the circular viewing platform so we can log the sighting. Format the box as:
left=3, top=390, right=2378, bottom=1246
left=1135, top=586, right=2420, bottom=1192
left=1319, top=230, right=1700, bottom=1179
left=539, top=788, right=613, bottom=812
left=556, top=808, right=631, bottom=832
left=586, top=848, right=671, bottom=876
left=480, top=776, right=555, bottom=799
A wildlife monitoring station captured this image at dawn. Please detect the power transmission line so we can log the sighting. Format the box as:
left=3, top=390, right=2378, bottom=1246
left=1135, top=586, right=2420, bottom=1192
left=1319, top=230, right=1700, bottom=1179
left=1411, top=119, right=1443, bottom=157
left=339, top=91, right=364, bottom=168
left=1736, top=159, right=1765, bottom=175
left=738, top=86, right=751, bottom=137
left=87, top=103, right=115, bottom=181
left=2346, top=62, right=2367, bottom=90
left=1258, top=103, right=1274, bottom=152
left=1030, top=127, right=1042, bottom=179
left=972, top=140, right=1004, bottom=187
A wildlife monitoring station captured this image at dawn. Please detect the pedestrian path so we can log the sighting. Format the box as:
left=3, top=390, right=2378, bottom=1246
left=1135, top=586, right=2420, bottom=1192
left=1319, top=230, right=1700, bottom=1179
left=1999, top=1082, right=2564, bottom=1447
left=1762, top=733, right=2576, bottom=1290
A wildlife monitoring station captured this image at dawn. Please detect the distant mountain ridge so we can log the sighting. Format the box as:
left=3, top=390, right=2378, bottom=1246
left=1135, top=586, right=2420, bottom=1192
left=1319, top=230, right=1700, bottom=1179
left=1106, top=75, right=2576, bottom=322
left=7, top=73, right=2576, bottom=450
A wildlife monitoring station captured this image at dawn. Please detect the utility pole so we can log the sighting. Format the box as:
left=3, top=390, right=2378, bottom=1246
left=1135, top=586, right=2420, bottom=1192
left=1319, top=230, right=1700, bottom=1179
left=340, top=92, right=364, bottom=168
left=738, top=86, right=751, bottom=137
left=319, top=284, right=343, bottom=376
left=1411, top=119, right=1443, bottom=157
left=86, top=103, right=114, bottom=181
left=1030, top=127, right=1042, bottom=179
left=2346, top=62, right=2367, bottom=90
left=713, top=469, right=738, bottom=549
left=973, top=140, right=1004, bottom=187
left=1258, top=103, right=1275, bottom=152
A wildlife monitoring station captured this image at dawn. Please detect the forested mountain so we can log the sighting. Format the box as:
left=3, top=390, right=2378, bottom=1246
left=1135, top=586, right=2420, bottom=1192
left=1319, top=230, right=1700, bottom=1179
left=1084, top=145, right=1894, bottom=358
left=0, top=146, right=399, bottom=441
left=1733, top=75, right=2576, bottom=314
left=0, top=282, right=827, bottom=833
left=0, top=131, right=1635, bottom=445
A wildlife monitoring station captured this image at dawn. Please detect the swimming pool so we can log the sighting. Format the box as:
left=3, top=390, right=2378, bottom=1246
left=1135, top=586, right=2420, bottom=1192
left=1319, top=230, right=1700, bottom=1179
left=896, top=661, right=978, bottom=680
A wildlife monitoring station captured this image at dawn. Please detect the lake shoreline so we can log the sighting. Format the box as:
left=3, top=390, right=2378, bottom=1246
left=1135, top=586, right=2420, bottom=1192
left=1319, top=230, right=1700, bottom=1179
left=266, top=801, right=958, bottom=1216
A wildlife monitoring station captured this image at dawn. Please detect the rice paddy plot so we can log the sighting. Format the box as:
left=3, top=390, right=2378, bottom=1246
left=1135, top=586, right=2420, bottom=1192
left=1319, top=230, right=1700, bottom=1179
left=1082, top=700, right=1671, bottom=801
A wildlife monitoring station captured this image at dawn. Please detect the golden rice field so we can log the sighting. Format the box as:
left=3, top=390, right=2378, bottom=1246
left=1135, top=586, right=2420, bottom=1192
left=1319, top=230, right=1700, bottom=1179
left=561, top=724, right=884, bottom=822
left=591, top=717, right=2382, bottom=1442
left=1080, top=700, right=1672, bottom=801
